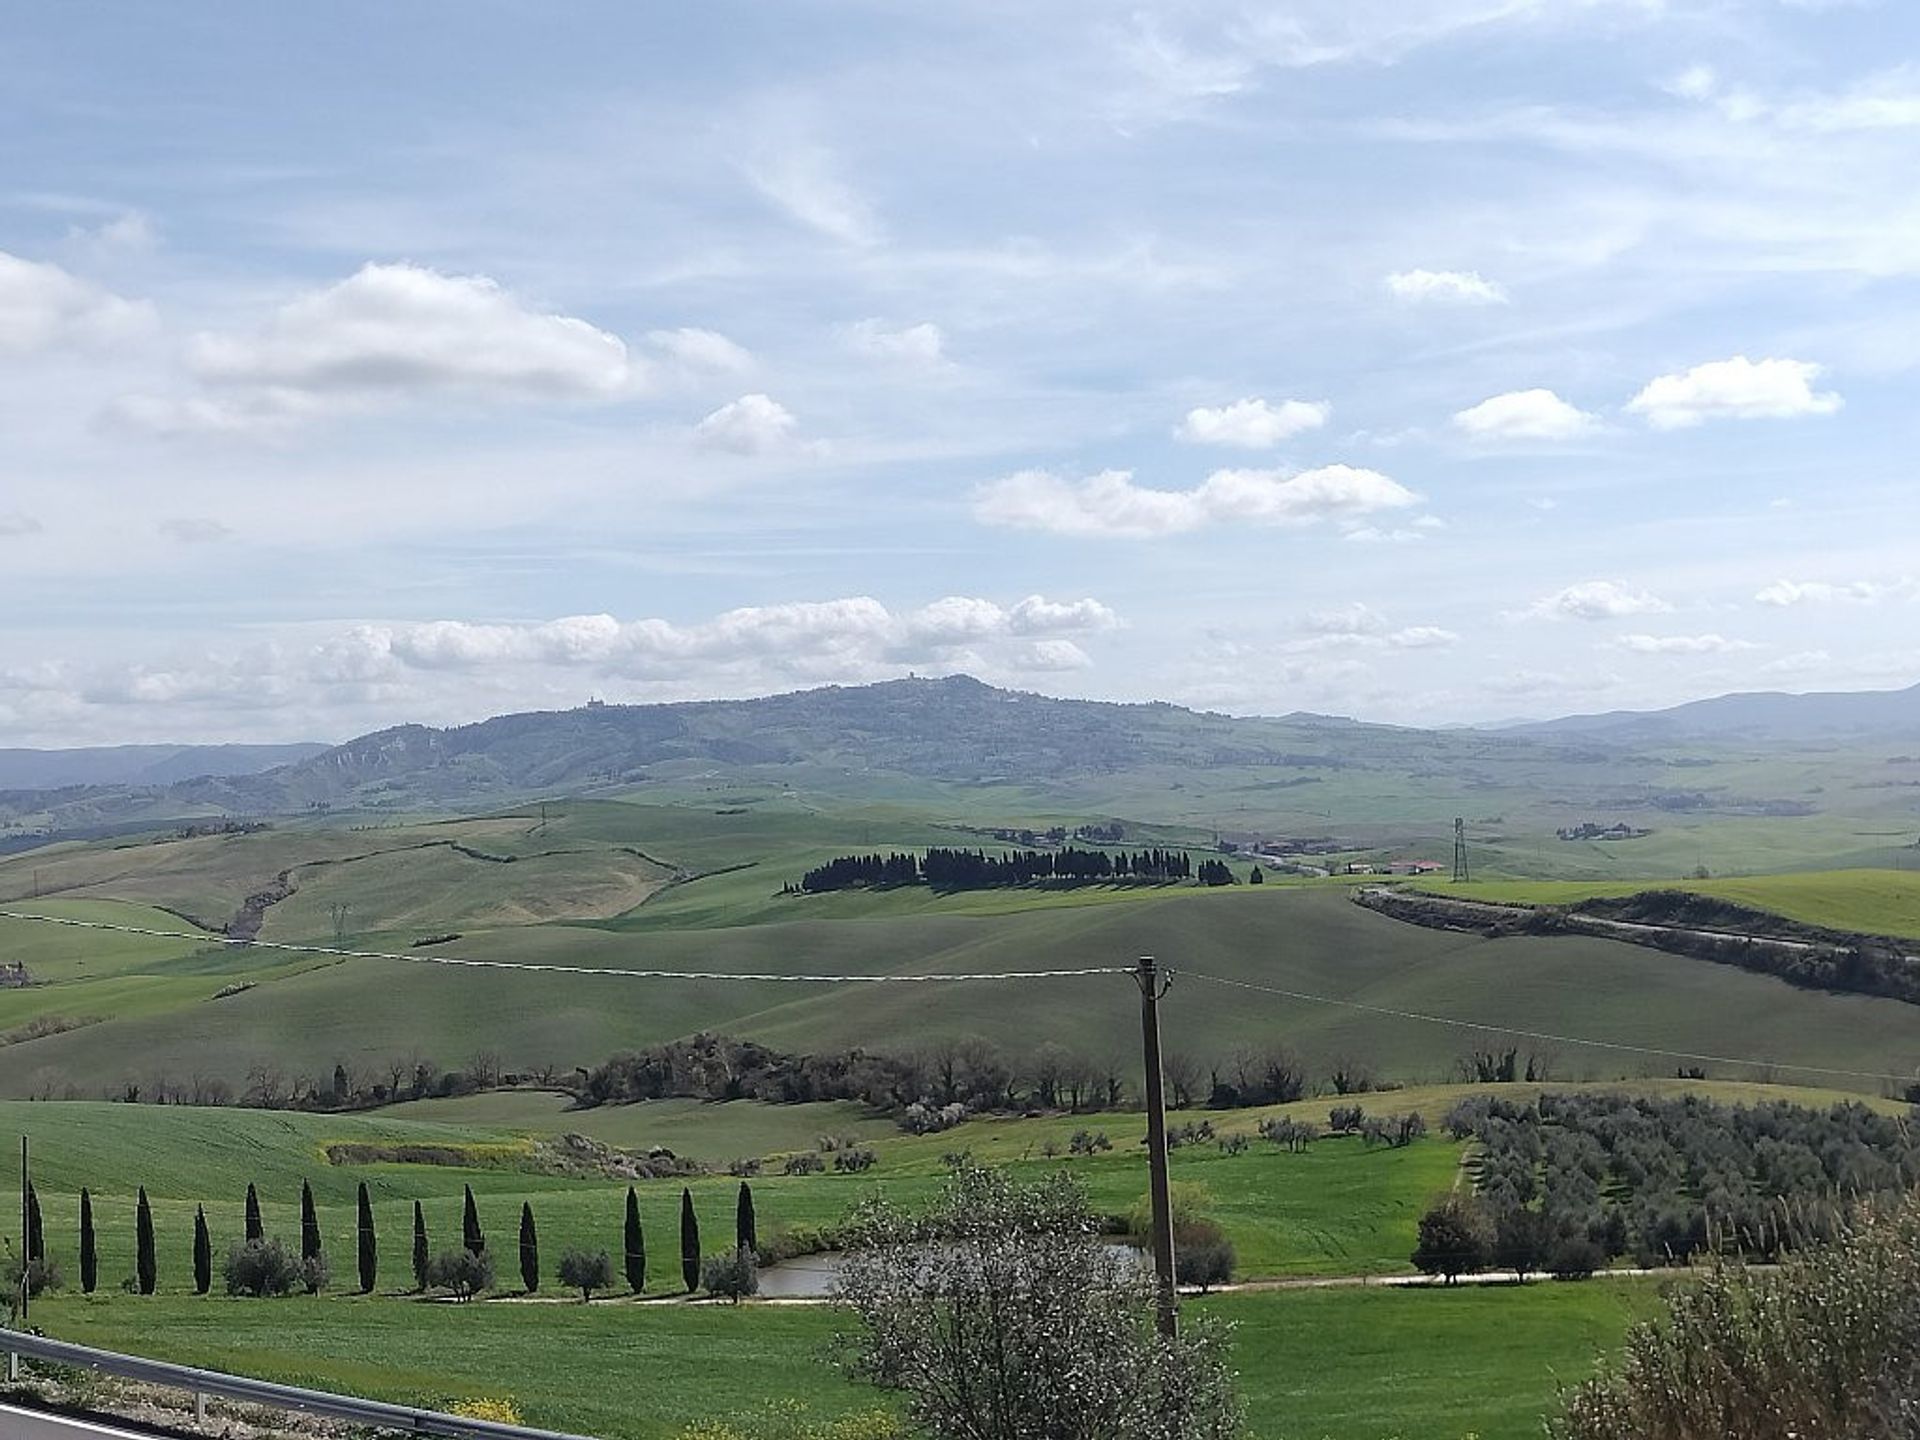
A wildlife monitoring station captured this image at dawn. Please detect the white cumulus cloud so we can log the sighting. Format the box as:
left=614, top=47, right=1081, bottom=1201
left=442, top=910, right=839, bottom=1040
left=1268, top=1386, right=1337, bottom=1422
left=974, top=464, right=1419, bottom=539
left=1626, top=356, right=1842, bottom=429
left=114, top=263, right=636, bottom=435
left=1384, top=268, right=1508, bottom=305
left=347, top=593, right=1116, bottom=680
left=1452, top=388, right=1597, bottom=441
left=1526, top=580, right=1674, bottom=621
left=693, top=394, right=802, bottom=455
left=0, top=249, right=153, bottom=354
left=1176, top=396, right=1330, bottom=448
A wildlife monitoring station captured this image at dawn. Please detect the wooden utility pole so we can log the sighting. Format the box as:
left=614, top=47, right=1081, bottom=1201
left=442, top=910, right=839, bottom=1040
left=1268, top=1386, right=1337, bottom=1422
left=1134, top=955, right=1178, bottom=1338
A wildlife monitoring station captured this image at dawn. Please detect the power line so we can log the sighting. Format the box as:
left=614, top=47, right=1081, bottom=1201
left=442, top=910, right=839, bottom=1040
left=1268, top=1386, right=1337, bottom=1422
left=1176, top=967, right=1918, bottom=1086
left=0, top=908, right=1128, bottom=984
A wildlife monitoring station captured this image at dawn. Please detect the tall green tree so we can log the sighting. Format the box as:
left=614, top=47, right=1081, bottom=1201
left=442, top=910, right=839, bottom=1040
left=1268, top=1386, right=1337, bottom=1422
left=78, top=1188, right=97, bottom=1294
left=411, top=1200, right=430, bottom=1292
left=519, top=1202, right=539, bottom=1294
left=680, top=1187, right=700, bottom=1294
left=244, top=1182, right=263, bottom=1244
left=134, top=1188, right=156, bottom=1295
left=462, top=1184, right=485, bottom=1256
left=192, top=1205, right=212, bottom=1295
left=356, top=1182, right=377, bottom=1294
left=736, top=1181, right=757, bottom=1255
left=623, top=1187, right=646, bottom=1294
left=300, top=1180, right=322, bottom=1266
left=26, top=1182, right=43, bottom=1264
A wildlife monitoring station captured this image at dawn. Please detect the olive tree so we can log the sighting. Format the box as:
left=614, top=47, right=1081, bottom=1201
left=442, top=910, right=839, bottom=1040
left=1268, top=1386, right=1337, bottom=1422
left=835, top=1166, right=1242, bottom=1440
left=558, top=1247, right=613, bottom=1302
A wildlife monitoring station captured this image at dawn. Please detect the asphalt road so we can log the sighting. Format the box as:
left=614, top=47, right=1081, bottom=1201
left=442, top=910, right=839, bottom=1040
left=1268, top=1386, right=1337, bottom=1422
left=0, top=1403, right=168, bottom=1438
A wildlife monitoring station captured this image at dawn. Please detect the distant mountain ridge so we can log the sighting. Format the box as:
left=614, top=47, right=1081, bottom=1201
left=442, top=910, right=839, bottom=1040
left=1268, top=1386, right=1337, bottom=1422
left=1495, top=681, right=1920, bottom=745
left=0, top=742, right=330, bottom=791
left=6, top=673, right=1919, bottom=840
left=1, top=675, right=1480, bottom=830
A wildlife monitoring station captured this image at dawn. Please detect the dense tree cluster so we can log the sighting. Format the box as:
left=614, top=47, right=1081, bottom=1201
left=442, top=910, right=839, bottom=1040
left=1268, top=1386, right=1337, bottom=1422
left=579, top=1031, right=1132, bottom=1120
left=1449, top=1091, right=1920, bottom=1269
left=798, top=845, right=1195, bottom=893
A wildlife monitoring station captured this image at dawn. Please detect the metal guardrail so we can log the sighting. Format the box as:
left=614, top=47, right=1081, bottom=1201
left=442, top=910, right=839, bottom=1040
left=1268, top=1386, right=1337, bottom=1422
left=2, top=1328, right=596, bottom=1440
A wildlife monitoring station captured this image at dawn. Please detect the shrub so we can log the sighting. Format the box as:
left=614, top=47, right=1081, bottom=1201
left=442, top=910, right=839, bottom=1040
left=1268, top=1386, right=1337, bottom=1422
left=728, top=1157, right=764, bottom=1177
left=450, top=1398, right=523, bottom=1424
left=557, top=1248, right=614, bottom=1301
left=427, top=1247, right=495, bottom=1301
left=899, top=1101, right=967, bottom=1135
left=300, top=1250, right=329, bottom=1295
left=224, top=1238, right=301, bottom=1297
left=836, top=1167, right=1242, bottom=1440
left=1069, top=1129, right=1112, bottom=1156
left=1328, top=1104, right=1364, bottom=1134
left=1548, top=1234, right=1605, bottom=1281
left=1552, top=1192, right=1920, bottom=1439
left=783, top=1152, right=826, bottom=1176
left=2, top=1255, right=63, bottom=1298
left=702, top=1248, right=760, bottom=1303
left=833, top=1148, right=878, bottom=1173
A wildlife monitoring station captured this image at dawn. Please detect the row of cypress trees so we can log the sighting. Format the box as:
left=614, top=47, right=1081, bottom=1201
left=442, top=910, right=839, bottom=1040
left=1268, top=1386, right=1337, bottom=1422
left=47, top=1178, right=758, bottom=1298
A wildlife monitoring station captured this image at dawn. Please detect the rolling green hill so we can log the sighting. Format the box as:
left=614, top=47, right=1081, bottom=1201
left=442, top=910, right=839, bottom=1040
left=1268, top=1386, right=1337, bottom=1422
left=3, top=883, right=1917, bottom=1101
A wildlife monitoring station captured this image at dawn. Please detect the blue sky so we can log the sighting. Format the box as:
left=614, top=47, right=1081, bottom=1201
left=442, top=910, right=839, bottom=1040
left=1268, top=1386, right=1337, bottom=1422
left=4, top=0, right=1919, bottom=744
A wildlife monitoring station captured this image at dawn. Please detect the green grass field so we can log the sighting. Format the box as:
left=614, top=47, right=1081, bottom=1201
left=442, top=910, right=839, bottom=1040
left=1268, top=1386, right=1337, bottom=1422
left=17, top=1279, right=1666, bottom=1440
left=1448, top=867, right=1920, bottom=940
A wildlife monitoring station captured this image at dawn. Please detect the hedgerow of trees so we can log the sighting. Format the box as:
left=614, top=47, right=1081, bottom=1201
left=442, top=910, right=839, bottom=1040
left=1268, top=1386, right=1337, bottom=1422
left=798, top=845, right=1195, bottom=893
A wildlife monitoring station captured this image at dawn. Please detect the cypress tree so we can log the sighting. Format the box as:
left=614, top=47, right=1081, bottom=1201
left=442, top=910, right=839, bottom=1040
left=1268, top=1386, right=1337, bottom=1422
left=135, top=1187, right=156, bottom=1295
left=244, top=1182, right=263, bottom=1244
left=356, top=1182, right=377, bottom=1294
left=411, top=1200, right=430, bottom=1292
left=300, top=1180, right=322, bottom=1265
left=736, top=1181, right=756, bottom=1256
left=79, top=1188, right=97, bottom=1294
left=462, top=1184, right=485, bottom=1256
left=192, top=1206, right=212, bottom=1295
left=26, top=1182, right=43, bottom=1264
left=679, top=1187, right=700, bottom=1294
left=519, top=1201, right=538, bottom=1294
left=623, top=1186, right=646, bottom=1294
